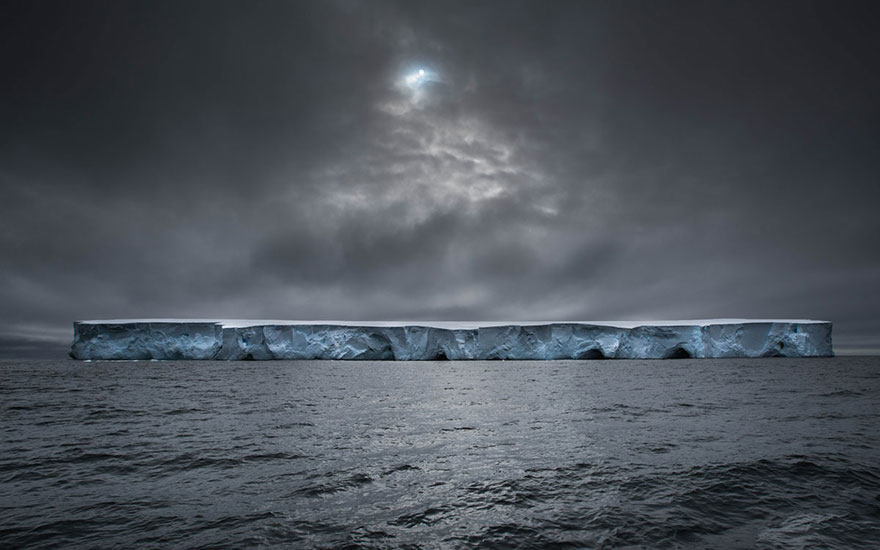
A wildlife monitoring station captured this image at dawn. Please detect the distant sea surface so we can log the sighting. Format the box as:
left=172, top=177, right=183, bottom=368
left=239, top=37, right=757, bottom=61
left=2, top=357, right=879, bottom=549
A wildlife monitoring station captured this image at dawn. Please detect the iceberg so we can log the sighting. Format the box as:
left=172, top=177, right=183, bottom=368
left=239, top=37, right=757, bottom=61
left=69, top=319, right=833, bottom=360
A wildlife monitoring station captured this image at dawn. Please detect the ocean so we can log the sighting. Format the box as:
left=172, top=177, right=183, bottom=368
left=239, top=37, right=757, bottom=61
left=2, top=357, right=879, bottom=549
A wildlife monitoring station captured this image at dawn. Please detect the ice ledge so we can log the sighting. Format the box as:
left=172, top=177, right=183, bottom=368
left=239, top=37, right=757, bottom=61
left=70, top=319, right=833, bottom=360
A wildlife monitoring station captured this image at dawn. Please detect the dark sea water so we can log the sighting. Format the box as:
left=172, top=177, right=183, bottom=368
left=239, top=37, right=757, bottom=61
left=2, top=357, right=879, bottom=549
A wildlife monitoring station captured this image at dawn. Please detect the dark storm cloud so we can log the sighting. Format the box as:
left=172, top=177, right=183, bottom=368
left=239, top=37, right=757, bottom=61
left=1, top=0, right=879, bottom=356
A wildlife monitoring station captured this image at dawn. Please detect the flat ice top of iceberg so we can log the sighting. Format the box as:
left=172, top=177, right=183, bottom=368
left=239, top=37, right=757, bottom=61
left=76, top=318, right=829, bottom=329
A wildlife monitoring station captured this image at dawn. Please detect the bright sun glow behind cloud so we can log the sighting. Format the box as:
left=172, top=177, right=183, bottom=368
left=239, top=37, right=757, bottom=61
left=405, top=68, right=426, bottom=85
left=403, top=68, right=430, bottom=91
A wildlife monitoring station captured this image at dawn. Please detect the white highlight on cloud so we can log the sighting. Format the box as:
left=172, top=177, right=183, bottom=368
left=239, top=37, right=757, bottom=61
left=404, top=68, right=428, bottom=87
left=396, top=66, right=446, bottom=107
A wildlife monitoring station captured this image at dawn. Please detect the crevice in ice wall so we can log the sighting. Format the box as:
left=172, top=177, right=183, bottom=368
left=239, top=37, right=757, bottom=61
left=662, top=346, right=693, bottom=359
left=577, top=348, right=606, bottom=360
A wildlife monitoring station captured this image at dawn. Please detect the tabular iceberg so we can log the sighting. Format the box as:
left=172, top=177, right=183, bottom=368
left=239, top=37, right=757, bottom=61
left=69, top=319, right=833, bottom=360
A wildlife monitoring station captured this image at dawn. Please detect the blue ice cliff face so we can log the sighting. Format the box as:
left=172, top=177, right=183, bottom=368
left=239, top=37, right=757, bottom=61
left=69, top=320, right=833, bottom=360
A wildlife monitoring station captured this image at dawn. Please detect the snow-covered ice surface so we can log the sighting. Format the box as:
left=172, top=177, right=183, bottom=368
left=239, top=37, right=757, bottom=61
left=70, top=320, right=833, bottom=360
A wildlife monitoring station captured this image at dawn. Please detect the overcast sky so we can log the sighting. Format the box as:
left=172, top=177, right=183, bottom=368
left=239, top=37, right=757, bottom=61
left=1, top=0, right=878, bottom=357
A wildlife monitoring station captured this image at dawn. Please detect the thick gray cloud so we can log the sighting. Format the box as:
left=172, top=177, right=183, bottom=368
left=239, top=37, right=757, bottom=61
left=1, top=0, right=879, bottom=357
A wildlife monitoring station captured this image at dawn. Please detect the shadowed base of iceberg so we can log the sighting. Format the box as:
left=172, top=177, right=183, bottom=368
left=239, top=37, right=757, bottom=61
left=69, top=320, right=833, bottom=360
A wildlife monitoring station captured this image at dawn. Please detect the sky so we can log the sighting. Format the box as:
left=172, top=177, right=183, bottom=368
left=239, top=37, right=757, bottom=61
left=1, top=0, right=879, bottom=357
